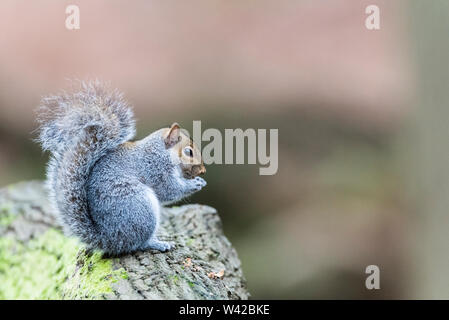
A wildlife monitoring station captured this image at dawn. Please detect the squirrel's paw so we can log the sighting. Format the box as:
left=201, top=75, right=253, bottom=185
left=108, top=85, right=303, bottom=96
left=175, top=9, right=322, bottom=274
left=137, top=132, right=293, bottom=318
left=144, top=239, right=175, bottom=252
left=192, top=177, right=207, bottom=191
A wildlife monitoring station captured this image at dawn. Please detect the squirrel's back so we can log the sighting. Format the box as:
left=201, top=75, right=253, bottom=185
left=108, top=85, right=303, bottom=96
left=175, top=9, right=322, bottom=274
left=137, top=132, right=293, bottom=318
left=36, top=81, right=136, bottom=246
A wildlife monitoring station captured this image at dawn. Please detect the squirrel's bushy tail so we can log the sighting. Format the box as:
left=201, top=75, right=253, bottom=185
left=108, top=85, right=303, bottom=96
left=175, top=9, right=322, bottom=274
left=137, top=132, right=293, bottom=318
left=36, top=81, right=136, bottom=245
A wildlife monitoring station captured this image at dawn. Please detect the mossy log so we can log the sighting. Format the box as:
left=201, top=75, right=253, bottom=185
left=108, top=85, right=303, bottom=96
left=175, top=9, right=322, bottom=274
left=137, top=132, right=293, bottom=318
left=0, top=181, right=249, bottom=300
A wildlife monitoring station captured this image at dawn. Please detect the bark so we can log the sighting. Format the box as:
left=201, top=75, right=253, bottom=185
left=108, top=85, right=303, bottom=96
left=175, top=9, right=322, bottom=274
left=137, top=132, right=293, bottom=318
left=0, top=181, right=249, bottom=300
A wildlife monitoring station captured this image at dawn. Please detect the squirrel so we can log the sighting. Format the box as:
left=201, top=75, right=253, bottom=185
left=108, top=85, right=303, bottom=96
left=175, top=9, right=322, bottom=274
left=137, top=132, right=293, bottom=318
left=36, top=81, right=207, bottom=256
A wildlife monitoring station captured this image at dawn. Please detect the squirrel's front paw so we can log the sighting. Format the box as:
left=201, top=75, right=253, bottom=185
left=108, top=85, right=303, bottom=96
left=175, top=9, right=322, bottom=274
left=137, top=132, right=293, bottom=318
left=192, top=177, right=207, bottom=191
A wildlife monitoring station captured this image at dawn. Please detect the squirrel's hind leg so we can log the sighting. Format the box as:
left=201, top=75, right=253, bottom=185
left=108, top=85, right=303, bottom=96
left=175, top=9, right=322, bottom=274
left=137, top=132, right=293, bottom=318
left=138, top=187, right=175, bottom=253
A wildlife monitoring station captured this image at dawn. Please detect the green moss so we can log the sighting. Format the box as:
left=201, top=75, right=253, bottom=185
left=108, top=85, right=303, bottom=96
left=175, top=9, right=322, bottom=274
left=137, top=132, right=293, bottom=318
left=0, top=229, right=127, bottom=299
left=170, top=274, right=180, bottom=285
left=0, top=214, right=15, bottom=226
left=0, top=229, right=79, bottom=299
left=120, top=270, right=129, bottom=280
left=0, top=203, right=16, bottom=226
left=185, top=238, right=195, bottom=247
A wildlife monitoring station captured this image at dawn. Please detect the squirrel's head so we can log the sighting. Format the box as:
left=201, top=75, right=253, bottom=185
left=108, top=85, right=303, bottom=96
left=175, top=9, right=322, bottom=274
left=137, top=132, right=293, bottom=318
left=163, top=122, right=206, bottom=179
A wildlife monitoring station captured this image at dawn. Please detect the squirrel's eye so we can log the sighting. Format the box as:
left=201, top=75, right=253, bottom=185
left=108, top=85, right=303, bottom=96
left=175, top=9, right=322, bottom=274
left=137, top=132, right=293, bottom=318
left=184, top=147, right=193, bottom=157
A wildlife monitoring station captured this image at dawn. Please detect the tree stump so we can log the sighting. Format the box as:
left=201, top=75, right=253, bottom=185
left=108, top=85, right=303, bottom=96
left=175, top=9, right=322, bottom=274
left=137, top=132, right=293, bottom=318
left=0, top=181, right=249, bottom=300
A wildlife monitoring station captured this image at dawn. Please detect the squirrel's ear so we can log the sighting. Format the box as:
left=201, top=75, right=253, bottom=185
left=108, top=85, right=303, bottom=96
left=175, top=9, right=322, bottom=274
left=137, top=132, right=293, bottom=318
left=164, top=122, right=181, bottom=148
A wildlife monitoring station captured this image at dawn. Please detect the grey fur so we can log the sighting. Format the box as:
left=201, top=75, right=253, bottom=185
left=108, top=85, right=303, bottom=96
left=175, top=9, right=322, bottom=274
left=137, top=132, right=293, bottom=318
left=36, top=81, right=206, bottom=256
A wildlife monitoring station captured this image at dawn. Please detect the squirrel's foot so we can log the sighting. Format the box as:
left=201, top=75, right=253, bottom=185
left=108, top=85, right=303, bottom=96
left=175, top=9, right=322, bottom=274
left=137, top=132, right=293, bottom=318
left=144, top=238, right=175, bottom=252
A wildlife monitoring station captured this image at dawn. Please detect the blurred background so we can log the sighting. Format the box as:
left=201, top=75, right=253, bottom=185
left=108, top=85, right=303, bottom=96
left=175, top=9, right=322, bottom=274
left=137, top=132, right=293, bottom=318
left=1, top=0, right=448, bottom=299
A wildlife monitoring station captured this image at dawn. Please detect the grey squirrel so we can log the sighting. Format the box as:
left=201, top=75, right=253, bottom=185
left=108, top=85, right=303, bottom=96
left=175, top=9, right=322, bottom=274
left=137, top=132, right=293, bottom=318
left=36, top=81, right=206, bottom=256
